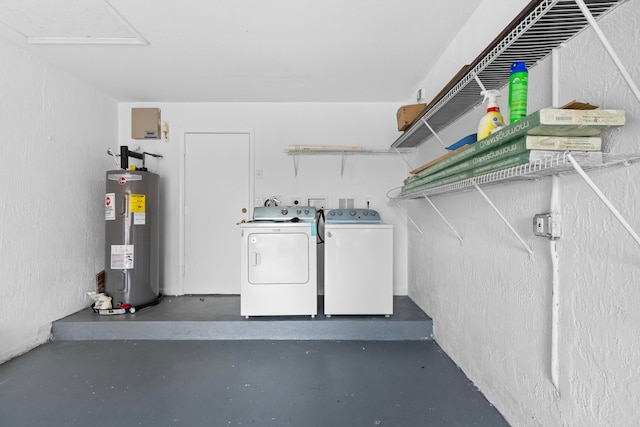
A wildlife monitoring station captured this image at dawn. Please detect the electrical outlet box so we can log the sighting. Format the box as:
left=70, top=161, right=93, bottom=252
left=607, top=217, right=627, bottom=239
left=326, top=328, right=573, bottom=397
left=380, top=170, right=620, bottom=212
left=338, top=198, right=355, bottom=209
left=533, top=212, right=562, bottom=240
left=308, top=197, right=327, bottom=210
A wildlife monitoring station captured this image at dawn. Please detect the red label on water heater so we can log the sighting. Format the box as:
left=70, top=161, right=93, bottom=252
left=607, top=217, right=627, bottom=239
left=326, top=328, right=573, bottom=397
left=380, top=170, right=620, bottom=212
left=105, top=193, right=115, bottom=221
left=118, top=177, right=126, bottom=185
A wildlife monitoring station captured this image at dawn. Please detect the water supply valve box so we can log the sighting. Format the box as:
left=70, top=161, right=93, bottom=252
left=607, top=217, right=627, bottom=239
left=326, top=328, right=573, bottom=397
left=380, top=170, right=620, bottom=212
left=132, top=108, right=161, bottom=139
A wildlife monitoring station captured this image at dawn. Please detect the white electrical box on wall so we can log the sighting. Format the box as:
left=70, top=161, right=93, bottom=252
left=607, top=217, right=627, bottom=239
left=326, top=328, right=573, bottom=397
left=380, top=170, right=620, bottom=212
left=338, top=198, right=355, bottom=209
left=533, top=212, right=562, bottom=240
left=131, top=108, right=161, bottom=139
left=308, top=197, right=327, bottom=210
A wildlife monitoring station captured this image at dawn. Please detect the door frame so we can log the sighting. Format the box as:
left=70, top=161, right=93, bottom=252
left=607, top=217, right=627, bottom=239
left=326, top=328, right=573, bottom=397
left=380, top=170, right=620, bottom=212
left=178, top=128, right=255, bottom=295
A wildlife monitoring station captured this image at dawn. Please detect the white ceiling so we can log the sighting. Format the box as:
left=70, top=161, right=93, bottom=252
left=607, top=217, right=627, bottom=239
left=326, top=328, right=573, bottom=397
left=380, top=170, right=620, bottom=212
left=0, top=0, right=484, bottom=102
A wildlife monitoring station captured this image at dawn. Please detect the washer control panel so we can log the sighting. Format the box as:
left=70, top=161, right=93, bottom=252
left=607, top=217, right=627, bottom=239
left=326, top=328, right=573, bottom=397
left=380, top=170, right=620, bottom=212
left=325, top=208, right=382, bottom=224
left=253, top=206, right=316, bottom=221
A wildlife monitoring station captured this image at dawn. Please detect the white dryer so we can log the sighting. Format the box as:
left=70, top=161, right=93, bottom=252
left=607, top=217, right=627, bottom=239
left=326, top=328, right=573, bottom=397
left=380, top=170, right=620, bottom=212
left=240, top=206, right=317, bottom=318
left=324, top=208, right=393, bottom=317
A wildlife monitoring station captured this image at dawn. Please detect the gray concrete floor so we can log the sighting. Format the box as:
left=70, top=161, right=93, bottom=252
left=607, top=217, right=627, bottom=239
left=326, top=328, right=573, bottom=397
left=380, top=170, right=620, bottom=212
left=1, top=296, right=509, bottom=426
left=0, top=340, right=509, bottom=427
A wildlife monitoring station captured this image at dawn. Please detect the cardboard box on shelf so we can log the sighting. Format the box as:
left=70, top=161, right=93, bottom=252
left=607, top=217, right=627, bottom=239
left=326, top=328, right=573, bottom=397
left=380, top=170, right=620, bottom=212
left=396, top=104, right=426, bottom=131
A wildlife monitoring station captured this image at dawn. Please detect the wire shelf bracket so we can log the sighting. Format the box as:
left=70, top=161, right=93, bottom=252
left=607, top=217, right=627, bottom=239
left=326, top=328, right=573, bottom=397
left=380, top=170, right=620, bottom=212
left=566, top=153, right=640, bottom=248
left=473, top=73, right=487, bottom=96
left=568, top=0, right=640, bottom=248
left=575, top=0, right=640, bottom=105
left=393, top=200, right=423, bottom=235
left=393, top=146, right=415, bottom=172
left=422, top=195, right=464, bottom=244
left=421, top=118, right=447, bottom=149
left=292, top=155, right=300, bottom=177
left=473, top=181, right=534, bottom=256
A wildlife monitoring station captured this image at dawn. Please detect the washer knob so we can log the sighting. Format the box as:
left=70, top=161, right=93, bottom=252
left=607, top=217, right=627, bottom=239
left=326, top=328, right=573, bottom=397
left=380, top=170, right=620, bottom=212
left=296, top=208, right=302, bottom=214
left=329, top=211, right=335, bottom=216
left=304, top=208, right=310, bottom=214
left=337, top=211, right=343, bottom=216
left=281, top=208, right=288, bottom=215
left=371, top=211, right=377, bottom=216
left=350, top=210, right=356, bottom=216
left=363, top=211, right=369, bottom=216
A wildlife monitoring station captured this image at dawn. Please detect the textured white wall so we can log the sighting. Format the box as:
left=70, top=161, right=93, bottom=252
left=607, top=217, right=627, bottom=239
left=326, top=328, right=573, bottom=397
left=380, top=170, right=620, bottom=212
left=407, top=2, right=640, bottom=426
left=117, top=102, right=409, bottom=296
left=0, top=39, right=116, bottom=363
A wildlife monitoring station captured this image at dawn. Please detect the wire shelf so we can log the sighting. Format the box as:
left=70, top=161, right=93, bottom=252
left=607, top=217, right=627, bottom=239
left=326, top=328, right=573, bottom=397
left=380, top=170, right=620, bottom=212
left=391, top=0, right=628, bottom=149
left=284, top=148, right=413, bottom=156
left=391, top=152, right=640, bottom=199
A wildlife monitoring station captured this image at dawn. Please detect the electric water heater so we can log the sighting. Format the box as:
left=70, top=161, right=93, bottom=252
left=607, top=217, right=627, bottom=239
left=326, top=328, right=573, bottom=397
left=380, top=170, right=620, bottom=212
left=104, top=169, right=159, bottom=308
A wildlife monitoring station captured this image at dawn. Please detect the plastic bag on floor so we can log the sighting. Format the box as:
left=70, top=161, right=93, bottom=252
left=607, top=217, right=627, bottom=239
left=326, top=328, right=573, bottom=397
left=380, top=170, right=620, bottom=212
left=87, top=292, right=112, bottom=310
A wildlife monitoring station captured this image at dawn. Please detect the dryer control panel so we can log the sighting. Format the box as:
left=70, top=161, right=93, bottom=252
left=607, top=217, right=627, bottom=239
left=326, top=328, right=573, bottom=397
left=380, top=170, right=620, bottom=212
left=325, top=208, right=382, bottom=224
left=253, top=206, right=316, bottom=221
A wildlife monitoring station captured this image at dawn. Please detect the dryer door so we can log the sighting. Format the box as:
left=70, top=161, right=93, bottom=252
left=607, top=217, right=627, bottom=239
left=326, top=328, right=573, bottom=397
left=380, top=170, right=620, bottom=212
left=248, top=232, right=310, bottom=284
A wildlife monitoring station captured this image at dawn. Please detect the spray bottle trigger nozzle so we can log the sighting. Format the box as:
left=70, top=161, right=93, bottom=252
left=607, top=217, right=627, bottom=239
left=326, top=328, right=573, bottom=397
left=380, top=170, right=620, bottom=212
left=480, top=89, right=501, bottom=104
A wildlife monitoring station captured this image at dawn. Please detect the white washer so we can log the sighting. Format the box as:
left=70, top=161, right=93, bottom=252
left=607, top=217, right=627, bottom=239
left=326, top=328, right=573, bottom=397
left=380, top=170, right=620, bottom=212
left=240, top=207, right=317, bottom=318
left=324, top=209, right=393, bottom=316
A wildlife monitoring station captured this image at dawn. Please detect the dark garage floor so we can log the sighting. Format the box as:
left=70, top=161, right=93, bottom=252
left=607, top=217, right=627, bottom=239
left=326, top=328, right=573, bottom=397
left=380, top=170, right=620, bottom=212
left=0, top=296, right=509, bottom=426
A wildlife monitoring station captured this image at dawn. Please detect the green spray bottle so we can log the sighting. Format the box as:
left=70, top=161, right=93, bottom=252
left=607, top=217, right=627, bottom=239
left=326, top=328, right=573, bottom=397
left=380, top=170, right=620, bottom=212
left=509, top=61, right=528, bottom=123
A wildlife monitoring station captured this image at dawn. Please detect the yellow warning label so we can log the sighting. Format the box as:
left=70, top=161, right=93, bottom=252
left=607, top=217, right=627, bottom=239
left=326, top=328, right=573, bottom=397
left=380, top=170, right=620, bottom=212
left=130, top=194, right=146, bottom=213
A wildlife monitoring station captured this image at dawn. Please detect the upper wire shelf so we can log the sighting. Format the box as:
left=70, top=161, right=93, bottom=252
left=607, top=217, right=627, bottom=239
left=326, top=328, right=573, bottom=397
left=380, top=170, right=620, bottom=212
left=284, top=148, right=413, bottom=156
left=391, top=0, right=628, bottom=149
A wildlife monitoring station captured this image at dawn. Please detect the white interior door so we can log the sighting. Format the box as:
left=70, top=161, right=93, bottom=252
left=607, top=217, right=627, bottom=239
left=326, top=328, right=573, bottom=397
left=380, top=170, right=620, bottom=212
left=183, top=132, right=252, bottom=294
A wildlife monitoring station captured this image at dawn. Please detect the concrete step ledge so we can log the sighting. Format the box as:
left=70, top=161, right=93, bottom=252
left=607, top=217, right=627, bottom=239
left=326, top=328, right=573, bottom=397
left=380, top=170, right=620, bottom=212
left=53, top=296, right=433, bottom=341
